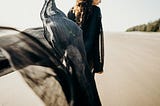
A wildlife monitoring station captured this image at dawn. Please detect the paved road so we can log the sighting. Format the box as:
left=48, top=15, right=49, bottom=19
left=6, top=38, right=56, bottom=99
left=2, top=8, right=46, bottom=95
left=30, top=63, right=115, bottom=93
left=95, top=32, right=160, bottom=106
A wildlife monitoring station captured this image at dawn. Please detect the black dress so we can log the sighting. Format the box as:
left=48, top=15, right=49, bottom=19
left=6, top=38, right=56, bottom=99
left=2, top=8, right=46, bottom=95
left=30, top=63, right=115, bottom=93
left=68, top=5, right=104, bottom=73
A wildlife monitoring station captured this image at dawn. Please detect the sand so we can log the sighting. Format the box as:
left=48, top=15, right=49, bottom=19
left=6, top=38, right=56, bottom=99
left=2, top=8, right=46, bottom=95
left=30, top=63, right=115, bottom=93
left=1, top=32, right=160, bottom=106
left=0, top=71, right=45, bottom=106
left=95, top=32, right=160, bottom=106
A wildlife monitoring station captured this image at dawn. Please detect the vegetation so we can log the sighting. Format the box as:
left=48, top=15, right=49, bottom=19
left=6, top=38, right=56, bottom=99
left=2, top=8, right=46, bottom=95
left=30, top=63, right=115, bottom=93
left=126, top=18, right=160, bottom=32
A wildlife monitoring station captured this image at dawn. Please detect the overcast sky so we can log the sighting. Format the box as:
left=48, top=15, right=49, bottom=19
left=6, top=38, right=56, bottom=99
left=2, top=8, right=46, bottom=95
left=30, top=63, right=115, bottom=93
left=0, top=0, right=160, bottom=31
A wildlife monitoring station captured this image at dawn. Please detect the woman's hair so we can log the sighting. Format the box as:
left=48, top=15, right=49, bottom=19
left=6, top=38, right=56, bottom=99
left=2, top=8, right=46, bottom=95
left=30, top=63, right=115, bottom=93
left=72, top=0, right=93, bottom=26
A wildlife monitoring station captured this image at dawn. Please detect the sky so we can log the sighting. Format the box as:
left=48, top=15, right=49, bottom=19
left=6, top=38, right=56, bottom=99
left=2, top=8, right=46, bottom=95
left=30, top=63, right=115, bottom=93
left=0, top=0, right=160, bottom=31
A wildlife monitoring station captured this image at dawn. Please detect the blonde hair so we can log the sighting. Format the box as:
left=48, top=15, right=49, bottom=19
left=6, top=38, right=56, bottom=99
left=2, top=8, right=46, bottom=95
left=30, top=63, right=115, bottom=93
left=72, top=0, right=93, bottom=26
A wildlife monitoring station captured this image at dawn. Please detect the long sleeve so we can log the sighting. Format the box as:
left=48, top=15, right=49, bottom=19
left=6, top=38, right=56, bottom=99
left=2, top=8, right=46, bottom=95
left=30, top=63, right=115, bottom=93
left=93, top=7, right=104, bottom=73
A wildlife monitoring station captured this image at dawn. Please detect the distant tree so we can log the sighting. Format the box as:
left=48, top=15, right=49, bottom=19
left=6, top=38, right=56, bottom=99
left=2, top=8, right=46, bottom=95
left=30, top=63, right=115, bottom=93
left=126, top=18, right=160, bottom=32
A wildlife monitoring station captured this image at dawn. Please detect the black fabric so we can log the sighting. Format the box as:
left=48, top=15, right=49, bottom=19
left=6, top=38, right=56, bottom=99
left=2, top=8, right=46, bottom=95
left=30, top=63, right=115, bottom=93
left=68, top=5, right=104, bottom=73
left=0, top=27, right=73, bottom=103
left=40, top=0, right=102, bottom=105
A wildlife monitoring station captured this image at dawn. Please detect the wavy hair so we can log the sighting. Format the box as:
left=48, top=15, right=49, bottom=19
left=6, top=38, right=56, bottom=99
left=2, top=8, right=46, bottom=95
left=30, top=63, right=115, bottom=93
left=72, top=0, right=93, bottom=26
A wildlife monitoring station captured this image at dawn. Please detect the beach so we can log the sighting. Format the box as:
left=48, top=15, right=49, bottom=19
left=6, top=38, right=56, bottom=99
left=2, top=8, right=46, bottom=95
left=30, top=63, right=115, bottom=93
left=1, top=32, right=160, bottom=106
left=95, top=32, right=160, bottom=106
left=0, top=71, right=45, bottom=106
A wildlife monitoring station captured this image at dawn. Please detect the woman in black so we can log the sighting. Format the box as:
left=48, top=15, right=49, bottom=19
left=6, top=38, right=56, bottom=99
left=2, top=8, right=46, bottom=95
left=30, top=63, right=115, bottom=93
left=68, top=0, right=104, bottom=75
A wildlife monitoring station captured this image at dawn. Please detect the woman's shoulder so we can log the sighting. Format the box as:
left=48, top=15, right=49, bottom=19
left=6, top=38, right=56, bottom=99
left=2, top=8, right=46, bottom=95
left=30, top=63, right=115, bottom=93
left=67, top=7, right=76, bottom=21
left=92, top=5, right=101, bottom=11
left=92, top=5, right=101, bottom=17
left=68, top=7, right=74, bottom=13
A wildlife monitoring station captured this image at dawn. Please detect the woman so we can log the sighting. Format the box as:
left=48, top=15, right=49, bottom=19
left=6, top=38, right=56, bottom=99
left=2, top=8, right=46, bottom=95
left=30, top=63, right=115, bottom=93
left=68, top=0, right=104, bottom=75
